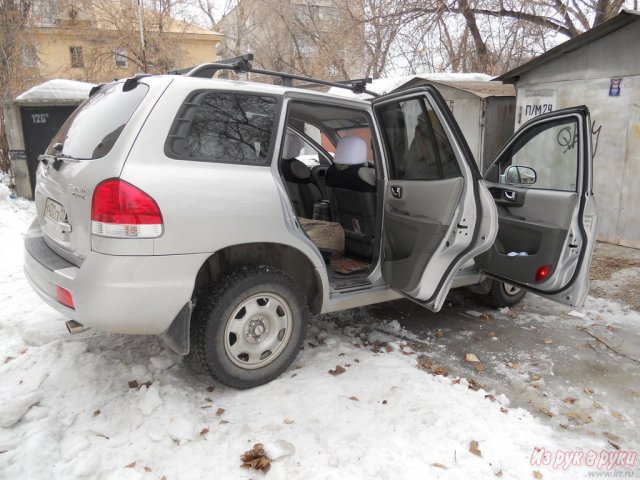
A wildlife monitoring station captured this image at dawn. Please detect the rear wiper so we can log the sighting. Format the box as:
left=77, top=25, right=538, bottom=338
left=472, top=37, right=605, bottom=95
left=38, top=152, right=90, bottom=171
left=54, top=153, right=89, bottom=161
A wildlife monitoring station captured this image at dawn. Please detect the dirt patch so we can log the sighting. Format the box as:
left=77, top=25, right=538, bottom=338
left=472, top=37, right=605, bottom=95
left=589, top=256, right=640, bottom=281
left=589, top=255, right=640, bottom=310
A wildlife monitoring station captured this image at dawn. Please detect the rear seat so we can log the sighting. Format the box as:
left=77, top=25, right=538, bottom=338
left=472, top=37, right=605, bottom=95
left=325, top=136, right=376, bottom=258
left=281, top=132, right=321, bottom=218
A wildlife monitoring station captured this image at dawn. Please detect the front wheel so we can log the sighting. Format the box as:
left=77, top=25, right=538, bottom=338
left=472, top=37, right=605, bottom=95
left=189, top=265, right=308, bottom=389
left=481, top=280, right=527, bottom=308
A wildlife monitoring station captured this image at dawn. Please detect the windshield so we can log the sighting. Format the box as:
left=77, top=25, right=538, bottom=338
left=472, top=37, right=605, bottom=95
left=47, top=82, right=149, bottom=160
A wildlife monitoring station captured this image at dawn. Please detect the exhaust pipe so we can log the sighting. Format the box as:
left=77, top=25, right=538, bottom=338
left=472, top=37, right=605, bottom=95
left=65, top=320, right=87, bottom=334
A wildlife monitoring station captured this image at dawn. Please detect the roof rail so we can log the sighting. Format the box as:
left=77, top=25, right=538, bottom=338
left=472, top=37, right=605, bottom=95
left=169, top=53, right=377, bottom=97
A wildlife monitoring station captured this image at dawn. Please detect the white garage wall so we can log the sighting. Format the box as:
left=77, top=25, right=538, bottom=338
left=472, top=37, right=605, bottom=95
left=513, top=74, right=640, bottom=248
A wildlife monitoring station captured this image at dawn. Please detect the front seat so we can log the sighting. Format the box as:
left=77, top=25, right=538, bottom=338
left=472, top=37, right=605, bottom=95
left=280, top=132, right=321, bottom=218
left=325, top=136, right=376, bottom=258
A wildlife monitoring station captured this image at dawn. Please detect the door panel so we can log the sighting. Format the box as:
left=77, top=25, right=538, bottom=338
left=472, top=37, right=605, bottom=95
left=480, top=107, right=597, bottom=307
left=383, top=178, right=463, bottom=291
left=373, top=87, right=497, bottom=310
left=498, top=189, right=579, bottom=227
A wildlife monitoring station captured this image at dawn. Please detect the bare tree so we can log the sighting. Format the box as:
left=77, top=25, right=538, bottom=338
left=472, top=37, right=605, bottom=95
left=213, top=0, right=367, bottom=80
left=378, top=0, right=629, bottom=74
left=88, top=0, right=192, bottom=75
left=0, top=0, right=41, bottom=172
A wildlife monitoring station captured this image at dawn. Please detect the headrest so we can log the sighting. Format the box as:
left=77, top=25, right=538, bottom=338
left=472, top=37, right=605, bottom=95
left=283, top=131, right=303, bottom=160
left=333, top=136, right=367, bottom=166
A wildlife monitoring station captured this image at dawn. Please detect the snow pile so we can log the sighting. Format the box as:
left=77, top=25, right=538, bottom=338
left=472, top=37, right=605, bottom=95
left=328, top=72, right=494, bottom=98
left=0, top=182, right=10, bottom=200
left=15, top=79, right=95, bottom=104
left=0, top=201, right=611, bottom=479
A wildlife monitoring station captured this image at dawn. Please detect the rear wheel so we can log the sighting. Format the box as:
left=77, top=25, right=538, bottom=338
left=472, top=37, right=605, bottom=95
left=189, top=265, right=308, bottom=389
left=481, top=280, right=527, bottom=308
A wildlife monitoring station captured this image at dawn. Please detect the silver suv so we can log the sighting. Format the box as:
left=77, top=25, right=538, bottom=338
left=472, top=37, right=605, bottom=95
left=24, top=58, right=598, bottom=388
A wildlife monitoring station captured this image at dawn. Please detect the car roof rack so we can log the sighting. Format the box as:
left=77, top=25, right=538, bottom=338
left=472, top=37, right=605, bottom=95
left=168, top=53, right=378, bottom=97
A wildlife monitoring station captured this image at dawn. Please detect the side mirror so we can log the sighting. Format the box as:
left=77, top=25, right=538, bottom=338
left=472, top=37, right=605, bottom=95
left=503, top=165, right=537, bottom=185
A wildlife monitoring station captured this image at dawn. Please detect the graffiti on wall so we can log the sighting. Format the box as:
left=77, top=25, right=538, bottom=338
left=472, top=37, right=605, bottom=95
left=553, top=121, right=602, bottom=159
left=591, top=121, right=602, bottom=159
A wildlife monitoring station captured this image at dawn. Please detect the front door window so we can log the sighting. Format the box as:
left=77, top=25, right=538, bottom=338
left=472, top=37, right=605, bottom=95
left=487, top=119, right=579, bottom=192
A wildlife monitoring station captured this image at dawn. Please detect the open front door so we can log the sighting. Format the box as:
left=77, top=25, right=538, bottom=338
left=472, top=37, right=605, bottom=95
left=373, top=87, right=497, bottom=312
left=480, top=107, right=597, bottom=308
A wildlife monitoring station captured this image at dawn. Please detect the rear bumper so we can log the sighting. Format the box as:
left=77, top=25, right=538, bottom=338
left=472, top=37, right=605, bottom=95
left=24, top=222, right=208, bottom=334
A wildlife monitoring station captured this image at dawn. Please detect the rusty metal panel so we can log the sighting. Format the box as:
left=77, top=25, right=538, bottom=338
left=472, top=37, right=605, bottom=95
left=482, top=97, right=516, bottom=172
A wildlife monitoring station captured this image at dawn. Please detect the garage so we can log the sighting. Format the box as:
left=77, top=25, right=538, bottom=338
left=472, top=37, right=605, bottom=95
left=496, top=10, right=640, bottom=248
left=3, top=79, right=94, bottom=199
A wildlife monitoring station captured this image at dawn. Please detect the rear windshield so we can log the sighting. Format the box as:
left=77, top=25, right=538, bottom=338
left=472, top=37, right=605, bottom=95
left=47, top=82, right=149, bottom=160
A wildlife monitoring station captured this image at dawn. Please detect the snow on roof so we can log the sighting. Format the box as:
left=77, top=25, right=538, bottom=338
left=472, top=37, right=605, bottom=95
left=399, top=78, right=515, bottom=98
left=329, top=72, right=494, bottom=99
left=15, top=79, right=96, bottom=104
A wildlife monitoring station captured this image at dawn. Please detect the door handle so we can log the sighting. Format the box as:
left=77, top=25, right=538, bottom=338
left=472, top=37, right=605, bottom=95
left=504, top=190, right=517, bottom=201
left=391, top=186, right=403, bottom=199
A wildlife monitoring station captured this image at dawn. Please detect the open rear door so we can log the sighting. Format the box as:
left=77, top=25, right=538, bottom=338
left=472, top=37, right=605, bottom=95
left=372, top=87, right=497, bottom=312
left=480, top=107, right=597, bottom=308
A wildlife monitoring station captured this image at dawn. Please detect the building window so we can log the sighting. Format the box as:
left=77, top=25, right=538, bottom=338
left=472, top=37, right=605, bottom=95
left=297, top=37, right=315, bottom=56
left=296, top=5, right=313, bottom=23
left=318, top=6, right=338, bottom=21
left=69, top=46, right=84, bottom=68
left=23, top=44, right=39, bottom=68
left=31, top=0, right=57, bottom=27
left=114, top=48, right=128, bottom=68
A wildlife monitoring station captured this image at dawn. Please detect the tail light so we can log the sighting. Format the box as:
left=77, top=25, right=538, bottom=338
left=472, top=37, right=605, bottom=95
left=91, top=179, right=163, bottom=238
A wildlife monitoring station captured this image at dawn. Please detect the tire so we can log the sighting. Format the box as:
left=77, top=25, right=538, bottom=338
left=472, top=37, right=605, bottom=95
left=188, top=265, right=308, bottom=389
left=481, top=279, right=527, bottom=308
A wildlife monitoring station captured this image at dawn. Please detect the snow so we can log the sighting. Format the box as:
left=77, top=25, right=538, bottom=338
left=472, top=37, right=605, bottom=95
left=15, top=79, right=95, bottom=103
left=328, top=73, right=493, bottom=98
left=0, top=191, right=617, bottom=479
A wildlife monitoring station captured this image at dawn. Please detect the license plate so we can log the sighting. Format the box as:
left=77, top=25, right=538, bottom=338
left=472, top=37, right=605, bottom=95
left=43, top=199, right=69, bottom=242
left=44, top=198, right=67, bottom=223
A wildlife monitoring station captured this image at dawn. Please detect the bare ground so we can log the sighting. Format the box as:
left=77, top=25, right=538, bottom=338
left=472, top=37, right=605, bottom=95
left=589, top=243, right=640, bottom=310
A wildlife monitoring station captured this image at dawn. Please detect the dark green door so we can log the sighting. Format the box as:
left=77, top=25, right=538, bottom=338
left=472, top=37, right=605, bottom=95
left=20, top=106, right=77, bottom=193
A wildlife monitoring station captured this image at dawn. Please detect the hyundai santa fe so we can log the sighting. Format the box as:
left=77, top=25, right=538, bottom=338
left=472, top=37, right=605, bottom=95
left=24, top=57, right=598, bottom=388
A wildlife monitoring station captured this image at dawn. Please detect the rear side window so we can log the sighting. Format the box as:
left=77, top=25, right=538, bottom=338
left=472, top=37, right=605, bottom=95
left=166, top=92, right=278, bottom=166
left=47, top=82, right=149, bottom=160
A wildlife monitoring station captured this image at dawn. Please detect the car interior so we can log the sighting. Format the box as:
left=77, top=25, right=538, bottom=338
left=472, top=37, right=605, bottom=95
left=279, top=100, right=380, bottom=283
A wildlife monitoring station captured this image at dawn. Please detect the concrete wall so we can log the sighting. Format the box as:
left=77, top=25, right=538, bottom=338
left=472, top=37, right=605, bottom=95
left=514, top=22, right=640, bottom=85
left=513, top=75, right=640, bottom=248
left=511, top=20, right=640, bottom=248
left=2, top=104, right=31, bottom=199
